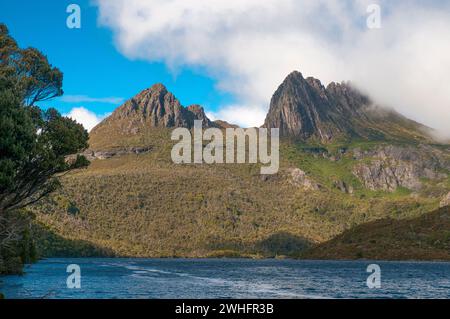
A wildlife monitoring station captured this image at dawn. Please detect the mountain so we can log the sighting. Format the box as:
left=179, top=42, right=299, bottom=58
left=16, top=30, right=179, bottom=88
left=32, top=71, right=450, bottom=260
left=91, top=83, right=214, bottom=134
left=88, top=83, right=217, bottom=151
left=264, top=71, right=432, bottom=143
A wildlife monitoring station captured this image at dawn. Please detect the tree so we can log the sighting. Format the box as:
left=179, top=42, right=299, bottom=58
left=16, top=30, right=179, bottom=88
left=0, top=24, right=89, bottom=215
left=0, top=23, right=63, bottom=106
left=0, top=24, right=18, bottom=66
left=18, top=48, right=64, bottom=106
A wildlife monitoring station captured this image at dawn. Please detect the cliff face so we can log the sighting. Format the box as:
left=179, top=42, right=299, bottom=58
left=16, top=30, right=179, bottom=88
left=92, top=83, right=214, bottom=135
left=263, top=71, right=431, bottom=143
left=352, top=145, right=449, bottom=192
left=264, top=71, right=353, bottom=141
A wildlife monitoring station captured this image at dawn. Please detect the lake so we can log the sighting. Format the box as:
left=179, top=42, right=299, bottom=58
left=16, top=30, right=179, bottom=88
left=1, top=258, right=449, bottom=299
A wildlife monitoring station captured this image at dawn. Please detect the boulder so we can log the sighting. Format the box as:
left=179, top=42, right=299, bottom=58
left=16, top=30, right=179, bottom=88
left=288, top=168, right=319, bottom=191
left=440, top=192, right=450, bottom=208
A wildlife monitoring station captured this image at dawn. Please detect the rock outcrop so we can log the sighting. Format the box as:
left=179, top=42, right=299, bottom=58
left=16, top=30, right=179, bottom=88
left=441, top=192, right=450, bottom=208
left=214, top=120, right=240, bottom=129
left=333, top=180, right=354, bottom=194
left=353, top=160, right=421, bottom=191
left=83, top=147, right=152, bottom=160
left=264, top=71, right=348, bottom=141
left=92, top=83, right=214, bottom=135
left=186, top=104, right=214, bottom=128
left=288, top=168, right=320, bottom=191
left=352, top=145, right=448, bottom=192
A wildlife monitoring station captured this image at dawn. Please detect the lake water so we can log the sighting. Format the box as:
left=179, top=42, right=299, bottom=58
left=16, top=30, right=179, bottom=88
left=1, top=258, right=449, bottom=299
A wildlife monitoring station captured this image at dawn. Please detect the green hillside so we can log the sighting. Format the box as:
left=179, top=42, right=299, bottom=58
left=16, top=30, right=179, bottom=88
left=31, top=127, right=447, bottom=259
left=303, top=206, right=450, bottom=260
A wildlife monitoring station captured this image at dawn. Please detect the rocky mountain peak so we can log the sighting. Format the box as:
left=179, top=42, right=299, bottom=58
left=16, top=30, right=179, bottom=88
left=131, top=83, right=171, bottom=107
left=305, top=77, right=326, bottom=93
left=264, top=70, right=347, bottom=141
left=186, top=104, right=213, bottom=128
left=284, top=70, right=304, bottom=81
left=148, top=83, right=167, bottom=92
left=264, top=70, right=430, bottom=143
left=92, top=84, right=214, bottom=134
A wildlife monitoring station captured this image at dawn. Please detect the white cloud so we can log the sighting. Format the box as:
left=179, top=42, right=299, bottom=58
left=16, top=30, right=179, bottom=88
left=59, top=95, right=124, bottom=104
left=207, top=104, right=266, bottom=128
left=64, top=107, right=107, bottom=132
left=96, top=0, right=450, bottom=135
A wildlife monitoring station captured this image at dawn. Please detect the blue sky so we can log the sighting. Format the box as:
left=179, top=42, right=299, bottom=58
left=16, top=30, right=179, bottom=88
left=0, top=0, right=234, bottom=129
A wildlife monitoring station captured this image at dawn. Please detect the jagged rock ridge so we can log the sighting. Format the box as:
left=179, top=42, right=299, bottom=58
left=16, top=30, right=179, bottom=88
left=264, top=71, right=431, bottom=142
left=92, top=83, right=214, bottom=135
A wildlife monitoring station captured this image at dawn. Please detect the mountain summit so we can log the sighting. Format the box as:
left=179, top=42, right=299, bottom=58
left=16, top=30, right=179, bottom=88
left=264, top=71, right=431, bottom=143
left=92, top=83, right=213, bottom=135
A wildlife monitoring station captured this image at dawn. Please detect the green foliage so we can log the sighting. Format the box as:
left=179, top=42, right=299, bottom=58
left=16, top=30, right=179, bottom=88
left=0, top=23, right=90, bottom=274
left=0, top=24, right=90, bottom=215
left=0, top=97, right=89, bottom=213
left=0, top=23, right=63, bottom=106
left=18, top=48, right=63, bottom=106
left=0, top=82, right=35, bottom=190
left=254, top=232, right=312, bottom=258
left=0, top=24, right=19, bottom=80
left=0, top=211, right=37, bottom=275
left=67, top=202, right=80, bottom=216
left=282, top=141, right=366, bottom=196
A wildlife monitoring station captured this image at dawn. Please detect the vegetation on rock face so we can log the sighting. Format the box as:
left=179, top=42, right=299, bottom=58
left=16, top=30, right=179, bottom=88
left=0, top=24, right=90, bottom=274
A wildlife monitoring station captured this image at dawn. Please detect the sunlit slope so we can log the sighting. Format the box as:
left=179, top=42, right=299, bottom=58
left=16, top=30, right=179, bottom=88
left=33, top=127, right=443, bottom=258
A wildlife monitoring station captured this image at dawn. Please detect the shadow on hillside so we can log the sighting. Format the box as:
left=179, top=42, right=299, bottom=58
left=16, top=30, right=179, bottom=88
left=302, top=206, right=450, bottom=260
left=205, top=232, right=313, bottom=258
left=254, top=232, right=313, bottom=257
left=33, top=223, right=115, bottom=258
